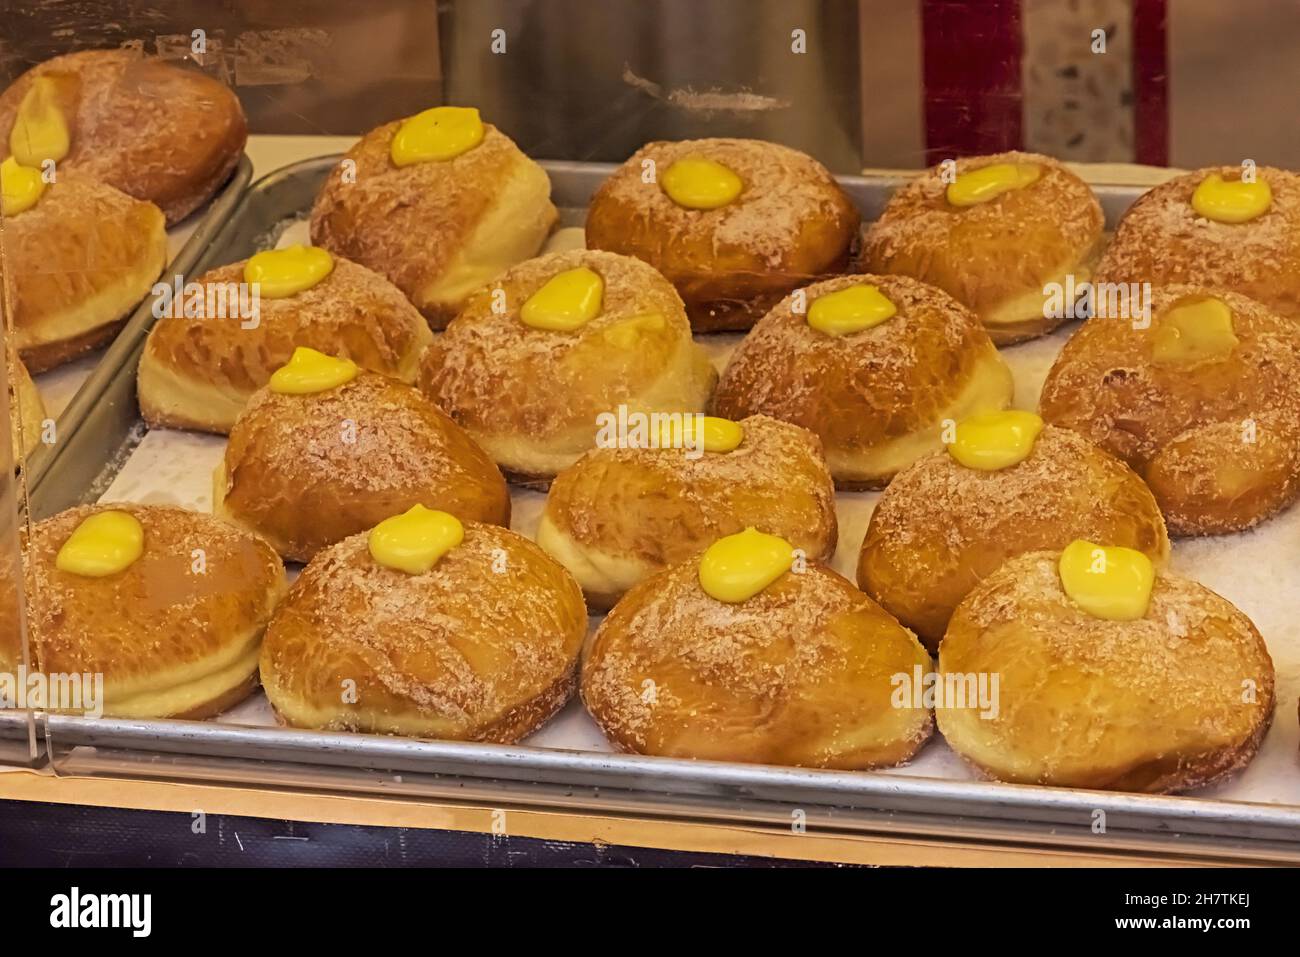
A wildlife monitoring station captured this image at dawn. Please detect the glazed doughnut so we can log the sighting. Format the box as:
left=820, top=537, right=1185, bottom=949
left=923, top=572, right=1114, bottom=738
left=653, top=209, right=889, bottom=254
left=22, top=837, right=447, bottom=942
left=712, top=274, right=1013, bottom=489
left=1, top=161, right=165, bottom=372
left=138, top=248, right=433, bottom=434
left=857, top=415, right=1169, bottom=650
left=215, top=352, right=510, bottom=562
left=1093, top=166, right=1300, bottom=318
left=585, top=137, right=860, bottom=332
left=582, top=529, right=933, bottom=768
left=538, top=414, right=837, bottom=609
left=260, top=511, right=586, bottom=741
left=8, top=354, right=46, bottom=463
left=938, top=546, right=1275, bottom=792
left=862, top=151, right=1104, bottom=344
left=311, top=106, right=556, bottom=329
left=1040, top=286, right=1300, bottom=535
left=420, top=249, right=716, bottom=483
left=22, top=504, right=286, bottom=719
left=0, top=50, right=247, bottom=224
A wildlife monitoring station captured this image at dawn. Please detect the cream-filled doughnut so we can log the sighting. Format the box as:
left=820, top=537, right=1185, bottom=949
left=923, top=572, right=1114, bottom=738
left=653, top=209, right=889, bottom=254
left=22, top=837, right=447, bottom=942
left=215, top=350, right=510, bottom=562
left=862, top=151, right=1104, bottom=343
left=310, top=106, right=556, bottom=329
left=420, top=249, right=717, bottom=484
left=713, top=274, right=1013, bottom=489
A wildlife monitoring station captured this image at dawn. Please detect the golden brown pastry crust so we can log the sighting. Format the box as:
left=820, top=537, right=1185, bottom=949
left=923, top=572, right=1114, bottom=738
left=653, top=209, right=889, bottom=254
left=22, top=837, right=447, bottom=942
left=138, top=255, right=433, bottom=434
left=938, top=550, right=1275, bottom=793
left=22, top=504, right=286, bottom=719
left=857, top=425, right=1170, bottom=650
left=712, top=273, right=1013, bottom=489
left=540, top=414, right=837, bottom=609
left=582, top=560, right=933, bottom=768
left=1039, top=286, right=1300, bottom=535
left=310, top=119, right=556, bottom=329
left=1094, top=166, right=1300, bottom=319
left=260, top=521, right=587, bottom=741
left=0, top=50, right=247, bottom=225
left=216, top=371, right=510, bottom=562
left=419, top=249, right=717, bottom=483
left=8, top=354, right=45, bottom=463
left=586, top=138, right=860, bottom=332
left=862, top=151, right=1104, bottom=344
left=1, top=173, right=166, bottom=372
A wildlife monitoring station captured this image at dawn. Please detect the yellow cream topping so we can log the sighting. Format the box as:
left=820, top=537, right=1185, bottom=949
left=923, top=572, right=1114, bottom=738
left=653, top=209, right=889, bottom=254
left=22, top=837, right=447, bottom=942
left=661, top=157, right=743, bottom=210
left=520, top=267, right=604, bottom=331
left=268, top=347, right=359, bottom=395
left=1152, top=296, right=1238, bottom=365
left=368, top=505, right=465, bottom=575
left=946, top=162, right=1042, bottom=207
left=390, top=106, right=485, bottom=166
left=948, top=410, right=1043, bottom=471
left=1058, top=539, right=1154, bottom=621
left=658, top=415, right=745, bottom=454
left=0, top=156, right=46, bottom=216
left=1191, top=173, right=1272, bottom=224
left=9, top=77, right=70, bottom=167
left=56, top=510, right=144, bottom=578
left=698, top=527, right=794, bottom=603
left=807, top=284, right=897, bottom=336
left=244, top=245, right=334, bottom=299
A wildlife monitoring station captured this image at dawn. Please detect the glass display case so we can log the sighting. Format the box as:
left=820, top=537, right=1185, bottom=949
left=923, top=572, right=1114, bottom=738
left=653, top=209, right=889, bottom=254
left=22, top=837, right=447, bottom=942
left=3, top=0, right=1300, bottom=868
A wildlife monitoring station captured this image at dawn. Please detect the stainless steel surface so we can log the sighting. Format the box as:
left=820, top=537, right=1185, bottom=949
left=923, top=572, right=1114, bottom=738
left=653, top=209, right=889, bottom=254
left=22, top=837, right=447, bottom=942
left=27, top=156, right=1300, bottom=855
left=24, top=156, right=254, bottom=520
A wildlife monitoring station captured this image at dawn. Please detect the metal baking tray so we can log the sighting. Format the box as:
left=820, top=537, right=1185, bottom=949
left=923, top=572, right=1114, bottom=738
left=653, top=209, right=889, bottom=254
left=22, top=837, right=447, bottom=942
left=23, top=155, right=254, bottom=511
left=20, top=157, right=1300, bottom=862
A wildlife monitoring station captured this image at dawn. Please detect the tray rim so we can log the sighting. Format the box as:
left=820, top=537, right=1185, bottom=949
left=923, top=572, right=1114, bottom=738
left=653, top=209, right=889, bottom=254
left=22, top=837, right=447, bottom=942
left=22, top=155, right=1300, bottom=852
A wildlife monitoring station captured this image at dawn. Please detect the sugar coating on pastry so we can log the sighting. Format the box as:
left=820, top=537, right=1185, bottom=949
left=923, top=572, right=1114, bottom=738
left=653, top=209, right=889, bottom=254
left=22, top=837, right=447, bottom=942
left=310, top=119, right=556, bottom=329
left=539, top=414, right=837, bottom=608
left=0, top=49, right=247, bottom=224
left=3, top=173, right=165, bottom=372
left=582, top=561, right=933, bottom=769
left=22, top=504, right=286, bottom=719
left=216, top=371, right=510, bottom=562
left=859, top=425, right=1169, bottom=650
left=420, top=249, right=717, bottom=482
left=1040, top=285, right=1300, bottom=535
left=713, top=273, right=1013, bottom=489
left=139, top=255, right=433, bottom=434
left=260, top=521, right=587, bottom=741
left=1094, top=166, right=1300, bottom=319
left=938, top=551, right=1275, bottom=793
left=586, top=137, right=860, bottom=332
left=862, top=151, right=1103, bottom=343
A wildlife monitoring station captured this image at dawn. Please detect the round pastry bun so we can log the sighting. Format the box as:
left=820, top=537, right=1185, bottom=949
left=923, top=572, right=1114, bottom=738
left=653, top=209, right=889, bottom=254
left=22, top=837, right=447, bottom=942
left=938, top=550, right=1275, bottom=793
left=310, top=116, right=556, bottom=329
left=858, top=424, right=1170, bottom=650
left=862, top=151, right=1104, bottom=344
left=713, top=273, right=1013, bottom=489
left=260, top=520, right=587, bottom=741
left=586, top=137, right=860, bottom=332
left=215, top=371, right=510, bottom=562
left=23, top=504, right=286, bottom=719
left=420, top=249, right=717, bottom=484
left=1039, top=285, right=1300, bottom=535
left=582, top=559, right=933, bottom=769
left=4, top=174, right=165, bottom=372
left=138, top=254, right=434, bottom=434
left=1094, top=166, right=1300, bottom=320
left=8, top=354, right=46, bottom=463
left=539, top=414, right=837, bottom=609
left=0, top=50, right=247, bottom=224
